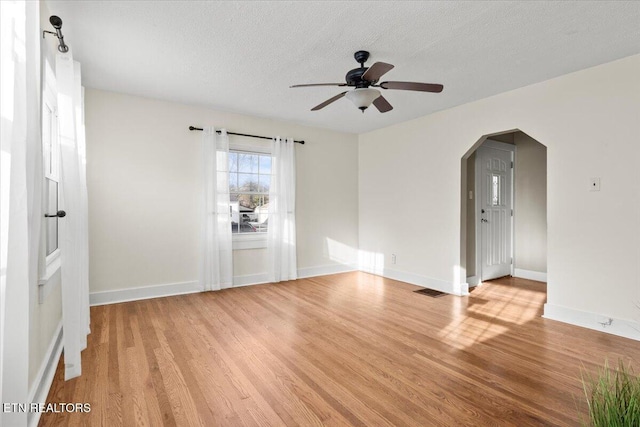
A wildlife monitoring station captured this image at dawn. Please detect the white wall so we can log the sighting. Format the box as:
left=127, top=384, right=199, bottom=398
left=514, top=132, right=547, bottom=273
left=465, top=151, right=476, bottom=278
left=85, top=89, right=359, bottom=294
left=359, top=55, right=640, bottom=330
left=28, top=0, right=63, bottom=395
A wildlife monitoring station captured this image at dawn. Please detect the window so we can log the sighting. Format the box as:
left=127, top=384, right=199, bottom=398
left=228, top=150, right=271, bottom=235
left=39, top=61, right=62, bottom=301
left=42, top=62, right=60, bottom=258
left=491, top=174, right=499, bottom=206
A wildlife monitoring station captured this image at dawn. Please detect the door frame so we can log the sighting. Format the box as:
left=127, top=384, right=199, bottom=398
left=474, top=139, right=516, bottom=282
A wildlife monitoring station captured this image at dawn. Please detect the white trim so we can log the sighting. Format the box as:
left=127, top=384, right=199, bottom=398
left=89, top=264, right=361, bottom=306
left=361, top=265, right=469, bottom=296
left=297, top=263, right=358, bottom=279
left=232, top=233, right=268, bottom=250
left=86, top=263, right=472, bottom=309
left=38, top=267, right=61, bottom=304
left=510, top=145, right=516, bottom=277
left=233, top=273, right=269, bottom=287
left=543, top=303, right=640, bottom=341
left=482, top=139, right=516, bottom=152
left=513, top=268, right=547, bottom=282
left=229, top=139, right=271, bottom=154
left=474, top=151, right=481, bottom=283
left=40, top=250, right=60, bottom=283
left=230, top=264, right=359, bottom=287
left=39, top=251, right=62, bottom=304
left=44, top=248, right=61, bottom=272
left=89, top=281, right=203, bottom=306
left=466, top=275, right=480, bottom=287
left=27, top=321, right=63, bottom=427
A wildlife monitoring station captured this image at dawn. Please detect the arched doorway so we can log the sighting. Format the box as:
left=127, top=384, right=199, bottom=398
left=460, top=130, right=547, bottom=287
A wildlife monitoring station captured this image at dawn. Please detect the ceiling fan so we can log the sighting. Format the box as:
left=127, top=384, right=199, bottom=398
left=290, top=50, right=443, bottom=113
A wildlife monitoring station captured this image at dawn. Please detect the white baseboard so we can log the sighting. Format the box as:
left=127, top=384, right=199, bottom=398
left=543, top=303, right=640, bottom=341
left=27, top=321, right=63, bottom=427
left=466, top=275, right=480, bottom=287
left=513, top=268, right=547, bottom=282
left=362, top=266, right=469, bottom=296
left=297, top=263, right=358, bottom=279
left=233, top=273, right=269, bottom=287
left=90, top=281, right=203, bottom=306
left=231, top=264, right=359, bottom=288
left=90, top=264, right=360, bottom=306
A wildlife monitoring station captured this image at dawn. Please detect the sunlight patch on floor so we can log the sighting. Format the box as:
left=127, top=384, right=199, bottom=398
left=439, top=281, right=546, bottom=349
left=439, top=316, right=509, bottom=350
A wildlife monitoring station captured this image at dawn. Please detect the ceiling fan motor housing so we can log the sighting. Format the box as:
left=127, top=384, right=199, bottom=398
left=347, top=50, right=373, bottom=88
left=346, top=67, right=371, bottom=88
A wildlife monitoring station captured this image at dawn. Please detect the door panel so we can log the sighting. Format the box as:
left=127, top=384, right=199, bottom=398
left=478, top=145, right=512, bottom=281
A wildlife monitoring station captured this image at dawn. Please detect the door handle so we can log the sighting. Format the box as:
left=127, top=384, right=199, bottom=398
left=45, top=210, right=66, bottom=218
left=481, top=218, right=488, bottom=223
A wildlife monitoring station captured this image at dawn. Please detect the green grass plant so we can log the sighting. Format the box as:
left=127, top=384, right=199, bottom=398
left=582, top=359, right=640, bottom=427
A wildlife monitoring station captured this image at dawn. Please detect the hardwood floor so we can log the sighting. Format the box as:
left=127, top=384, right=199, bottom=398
left=40, top=272, right=640, bottom=426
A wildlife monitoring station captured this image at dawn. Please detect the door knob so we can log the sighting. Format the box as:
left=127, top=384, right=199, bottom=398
left=45, top=210, right=66, bottom=218
left=481, top=218, right=488, bottom=223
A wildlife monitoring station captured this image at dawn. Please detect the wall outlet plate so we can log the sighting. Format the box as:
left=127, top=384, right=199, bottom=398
left=590, top=177, right=600, bottom=191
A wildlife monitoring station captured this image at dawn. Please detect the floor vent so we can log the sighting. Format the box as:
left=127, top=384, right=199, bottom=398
left=414, top=288, right=447, bottom=298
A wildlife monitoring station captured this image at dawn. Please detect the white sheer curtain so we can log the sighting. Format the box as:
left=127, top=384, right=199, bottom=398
left=1, top=0, right=42, bottom=420
left=267, top=137, right=297, bottom=282
left=199, top=128, right=233, bottom=291
left=56, top=49, right=90, bottom=380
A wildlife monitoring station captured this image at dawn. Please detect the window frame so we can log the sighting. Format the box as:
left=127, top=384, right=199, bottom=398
left=228, top=140, right=271, bottom=250
left=41, top=60, right=61, bottom=280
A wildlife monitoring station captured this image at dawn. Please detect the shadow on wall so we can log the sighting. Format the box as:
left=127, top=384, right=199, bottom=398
left=325, top=237, right=384, bottom=275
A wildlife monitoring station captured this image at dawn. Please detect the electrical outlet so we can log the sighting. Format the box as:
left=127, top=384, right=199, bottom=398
left=598, top=317, right=613, bottom=327
left=468, top=190, right=473, bottom=200
left=590, top=177, right=601, bottom=191
left=391, top=254, right=396, bottom=264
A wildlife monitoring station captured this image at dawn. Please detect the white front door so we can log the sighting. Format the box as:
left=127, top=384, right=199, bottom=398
left=477, top=143, right=513, bottom=281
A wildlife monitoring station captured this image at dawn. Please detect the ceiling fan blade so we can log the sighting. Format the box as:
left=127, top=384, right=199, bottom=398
left=373, top=95, right=393, bottom=113
left=290, top=83, right=347, bottom=88
left=362, top=62, right=394, bottom=82
left=380, top=81, right=444, bottom=93
left=311, top=91, right=348, bottom=111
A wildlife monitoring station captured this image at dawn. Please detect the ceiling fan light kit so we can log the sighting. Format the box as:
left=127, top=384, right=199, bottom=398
left=346, top=88, right=381, bottom=112
left=290, top=50, right=443, bottom=114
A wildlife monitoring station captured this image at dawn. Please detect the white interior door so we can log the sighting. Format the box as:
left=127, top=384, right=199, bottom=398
left=477, top=143, right=513, bottom=281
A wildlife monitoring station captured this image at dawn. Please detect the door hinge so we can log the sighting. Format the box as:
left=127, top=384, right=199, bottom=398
left=511, top=161, right=513, bottom=169
left=510, top=258, right=513, bottom=265
left=511, top=209, right=513, bottom=216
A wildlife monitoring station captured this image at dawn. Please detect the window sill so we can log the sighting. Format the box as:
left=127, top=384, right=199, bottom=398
left=39, top=249, right=61, bottom=304
left=233, top=233, right=267, bottom=250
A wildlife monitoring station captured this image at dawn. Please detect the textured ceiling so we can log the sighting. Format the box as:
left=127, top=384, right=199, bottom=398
left=45, top=1, right=640, bottom=134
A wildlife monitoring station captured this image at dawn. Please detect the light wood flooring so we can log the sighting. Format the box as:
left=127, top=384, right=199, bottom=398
left=40, top=272, right=640, bottom=426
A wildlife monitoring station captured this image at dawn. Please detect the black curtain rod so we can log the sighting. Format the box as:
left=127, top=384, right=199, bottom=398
left=189, top=126, right=305, bottom=145
left=42, top=16, right=69, bottom=53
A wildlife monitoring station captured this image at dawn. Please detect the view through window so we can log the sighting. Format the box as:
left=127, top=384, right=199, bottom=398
left=229, top=151, right=271, bottom=234
left=43, top=63, right=60, bottom=256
